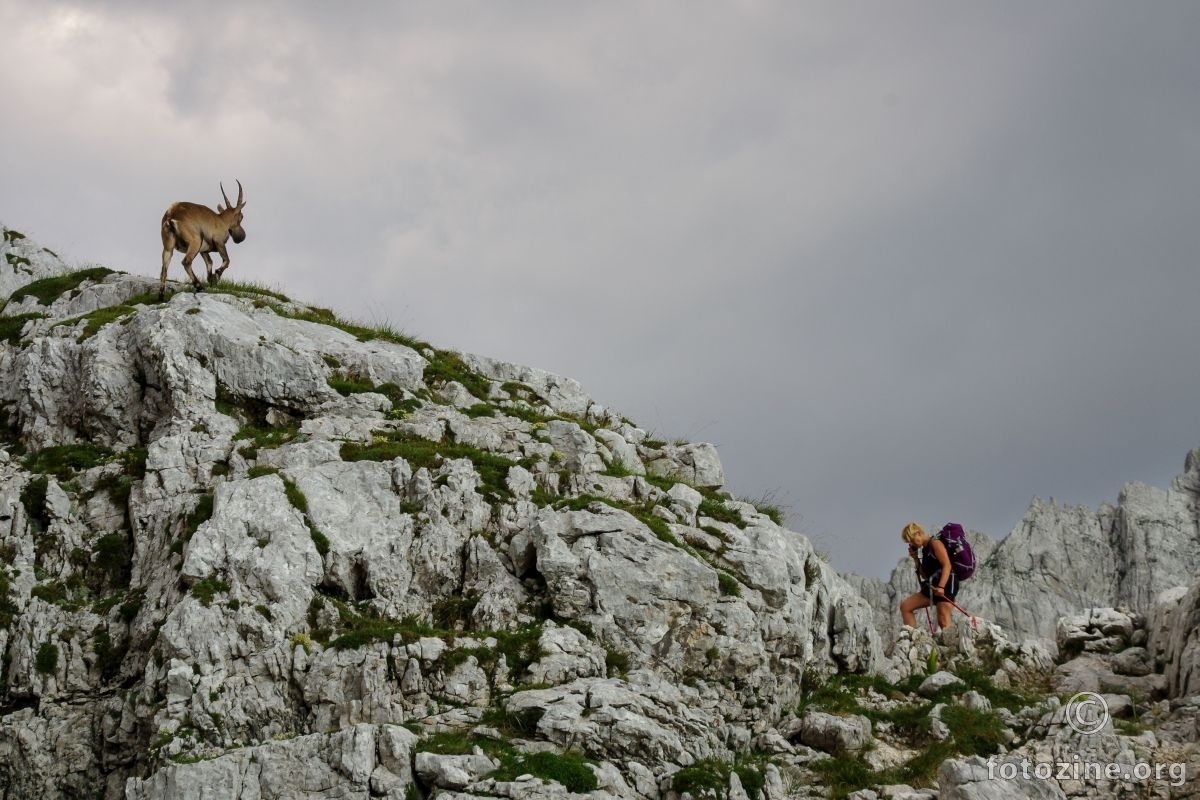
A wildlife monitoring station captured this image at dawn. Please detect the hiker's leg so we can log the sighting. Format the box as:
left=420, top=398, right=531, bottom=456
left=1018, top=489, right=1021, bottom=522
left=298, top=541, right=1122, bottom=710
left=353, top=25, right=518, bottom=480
left=900, top=592, right=931, bottom=627
left=936, top=601, right=953, bottom=629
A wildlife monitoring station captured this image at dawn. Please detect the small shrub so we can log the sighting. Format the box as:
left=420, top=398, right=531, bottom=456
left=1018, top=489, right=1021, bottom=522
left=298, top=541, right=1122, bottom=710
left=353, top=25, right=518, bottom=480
left=35, top=642, right=59, bottom=674
left=191, top=576, right=230, bottom=607
left=604, top=646, right=630, bottom=677
left=20, top=475, right=51, bottom=530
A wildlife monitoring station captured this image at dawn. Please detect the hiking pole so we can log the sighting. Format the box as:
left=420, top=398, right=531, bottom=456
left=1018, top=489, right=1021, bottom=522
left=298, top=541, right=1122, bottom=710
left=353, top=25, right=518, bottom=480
left=944, top=598, right=978, bottom=630
left=924, top=607, right=935, bottom=635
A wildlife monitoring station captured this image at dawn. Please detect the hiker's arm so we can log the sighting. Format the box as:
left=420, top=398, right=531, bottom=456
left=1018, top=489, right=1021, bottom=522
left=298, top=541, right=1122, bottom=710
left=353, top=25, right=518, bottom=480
left=931, top=539, right=951, bottom=593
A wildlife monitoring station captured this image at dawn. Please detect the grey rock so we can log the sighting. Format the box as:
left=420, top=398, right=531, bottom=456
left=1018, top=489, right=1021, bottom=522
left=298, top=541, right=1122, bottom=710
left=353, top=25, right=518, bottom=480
left=795, top=710, right=872, bottom=755
left=939, top=755, right=1068, bottom=799
left=918, top=671, right=965, bottom=698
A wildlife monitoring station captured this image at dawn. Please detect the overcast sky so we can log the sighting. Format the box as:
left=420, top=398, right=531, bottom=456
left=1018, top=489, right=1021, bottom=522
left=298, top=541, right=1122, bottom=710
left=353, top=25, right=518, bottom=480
left=2, top=1, right=1198, bottom=579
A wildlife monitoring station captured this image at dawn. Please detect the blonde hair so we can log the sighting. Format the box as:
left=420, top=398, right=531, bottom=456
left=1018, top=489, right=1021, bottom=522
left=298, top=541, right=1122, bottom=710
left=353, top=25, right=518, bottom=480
left=900, top=522, right=926, bottom=544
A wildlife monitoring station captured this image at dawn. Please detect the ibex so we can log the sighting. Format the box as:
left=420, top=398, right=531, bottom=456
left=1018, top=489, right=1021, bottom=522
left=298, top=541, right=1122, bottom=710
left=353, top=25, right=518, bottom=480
left=159, top=181, right=247, bottom=300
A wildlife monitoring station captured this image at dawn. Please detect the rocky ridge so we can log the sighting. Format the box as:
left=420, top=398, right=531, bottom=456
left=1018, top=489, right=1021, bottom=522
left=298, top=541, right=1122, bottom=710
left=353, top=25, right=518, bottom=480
left=0, top=226, right=883, bottom=798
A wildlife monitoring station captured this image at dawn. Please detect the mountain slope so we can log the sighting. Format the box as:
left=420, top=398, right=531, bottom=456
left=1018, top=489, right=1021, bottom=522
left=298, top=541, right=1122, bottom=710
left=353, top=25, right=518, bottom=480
left=0, top=226, right=882, bottom=799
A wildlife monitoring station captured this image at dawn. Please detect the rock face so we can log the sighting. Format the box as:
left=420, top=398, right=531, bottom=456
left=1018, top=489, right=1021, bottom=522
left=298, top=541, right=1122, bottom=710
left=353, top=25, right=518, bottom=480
left=0, top=228, right=884, bottom=799
left=851, top=456, right=1200, bottom=645
left=1150, top=582, right=1200, bottom=699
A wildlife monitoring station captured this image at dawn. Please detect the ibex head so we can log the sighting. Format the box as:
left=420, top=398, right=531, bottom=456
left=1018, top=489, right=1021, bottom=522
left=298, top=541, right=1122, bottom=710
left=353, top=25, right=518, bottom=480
left=218, top=180, right=247, bottom=244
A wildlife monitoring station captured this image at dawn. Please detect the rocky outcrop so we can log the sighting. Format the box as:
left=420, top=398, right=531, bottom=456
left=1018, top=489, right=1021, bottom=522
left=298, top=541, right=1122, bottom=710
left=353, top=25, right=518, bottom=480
left=0, top=228, right=883, bottom=799
left=1150, top=581, right=1200, bottom=700
left=852, top=454, right=1200, bottom=646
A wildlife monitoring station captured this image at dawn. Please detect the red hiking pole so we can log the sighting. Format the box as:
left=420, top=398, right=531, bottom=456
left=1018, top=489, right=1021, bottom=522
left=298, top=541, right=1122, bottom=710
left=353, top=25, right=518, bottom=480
left=945, top=598, right=977, bottom=630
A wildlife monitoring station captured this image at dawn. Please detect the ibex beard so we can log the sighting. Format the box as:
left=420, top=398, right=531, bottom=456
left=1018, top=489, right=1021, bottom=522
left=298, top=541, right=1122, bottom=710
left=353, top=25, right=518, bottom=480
left=159, top=180, right=247, bottom=300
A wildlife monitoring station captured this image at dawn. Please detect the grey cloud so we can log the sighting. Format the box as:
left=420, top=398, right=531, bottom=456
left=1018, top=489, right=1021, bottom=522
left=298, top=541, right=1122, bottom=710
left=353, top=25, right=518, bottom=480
left=1, top=1, right=1198, bottom=581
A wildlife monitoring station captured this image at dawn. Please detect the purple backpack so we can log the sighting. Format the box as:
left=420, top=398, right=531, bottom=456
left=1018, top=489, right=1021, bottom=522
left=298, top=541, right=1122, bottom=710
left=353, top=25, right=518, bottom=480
left=934, top=523, right=976, bottom=581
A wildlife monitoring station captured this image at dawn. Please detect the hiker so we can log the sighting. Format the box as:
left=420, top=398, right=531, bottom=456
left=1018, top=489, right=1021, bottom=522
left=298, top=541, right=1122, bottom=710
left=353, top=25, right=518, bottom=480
left=898, top=521, right=958, bottom=630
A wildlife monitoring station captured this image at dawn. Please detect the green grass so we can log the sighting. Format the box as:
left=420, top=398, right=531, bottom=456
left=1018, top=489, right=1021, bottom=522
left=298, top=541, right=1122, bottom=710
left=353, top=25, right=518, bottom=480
left=35, top=642, right=59, bottom=674
left=272, top=304, right=426, bottom=350
left=422, top=349, right=493, bottom=400
left=92, top=624, right=126, bottom=680
left=191, top=576, right=231, bottom=607
left=413, top=729, right=597, bottom=792
left=174, top=493, right=215, bottom=554
left=10, top=267, right=115, bottom=305
left=279, top=475, right=330, bottom=557
left=671, top=757, right=767, bottom=800
left=207, top=278, right=292, bottom=303
left=56, top=304, right=138, bottom=340
left=0, top=312, right=45, bottom=344
left=541, top=493, right=687, bottom=549
left=717, top=572, right=742, bottom=597
left=23, top=442, right=112, bottom=479
left=341, top=431, right=526, bottom=502
left=20, top=475, right=50, bottom=530
left=491, top=750, right=598, bottom=793
left=800, top=667, right=1017, bottom=797
left=327, top=375, right=379, bottom=396
left=698, top=496, right=745, bottom=527
left=34, top=642, right=59, bottom=671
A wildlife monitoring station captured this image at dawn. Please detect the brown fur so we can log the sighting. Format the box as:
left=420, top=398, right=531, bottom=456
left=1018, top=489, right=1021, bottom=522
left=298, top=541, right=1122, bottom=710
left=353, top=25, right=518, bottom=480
left=159, top=181, right=247, bottom=300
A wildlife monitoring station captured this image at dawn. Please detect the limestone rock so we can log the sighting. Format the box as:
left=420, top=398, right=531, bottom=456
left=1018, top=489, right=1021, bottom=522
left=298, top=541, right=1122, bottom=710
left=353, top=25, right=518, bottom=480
left=795, top=710, right=872, bottom=755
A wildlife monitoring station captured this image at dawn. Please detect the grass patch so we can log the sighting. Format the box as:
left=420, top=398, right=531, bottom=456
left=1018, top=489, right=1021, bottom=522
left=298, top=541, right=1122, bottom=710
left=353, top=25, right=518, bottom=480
left=93, top=447, right=148, bottom=508
left=422, top=349, right=492, bottom=400
left=671, top=757, right=767, bottom=800
left=207, top=279, right=292, bottom=303
left=491, top=750, right=598, bottom=793
left=545, top=494, right=685, bottom=549
left=174, top=493, right=214, bottom=555
left=327, top=375, right=378, bottom=396
left=0, top=312, right=45, bottom=344
left=273, top=305, right=425, bottom=350
left=604, top=645, right=631, bottom=677
left=280, top=476, right=329, bottom=557
left=481, top=705, right=545, bottom=738
left=191, top=576, right=231, bottom=607
left=56, top=305, right=138, bottom=340
left=698, top=496, right=744, bottom=527
left=432, top=593, right=480, bottom=631
left=341, top=431, right=526, bottom=502
left=23, top=442, right=112, bottom=479
left=10, top=267, right=115, bottom=305
left=717, top=572, right=742, bottom=597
